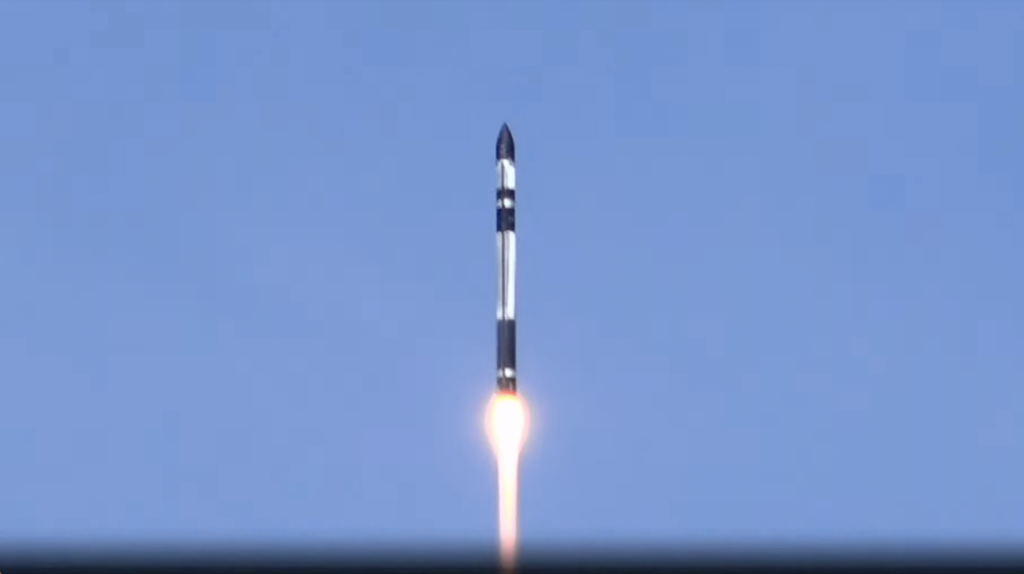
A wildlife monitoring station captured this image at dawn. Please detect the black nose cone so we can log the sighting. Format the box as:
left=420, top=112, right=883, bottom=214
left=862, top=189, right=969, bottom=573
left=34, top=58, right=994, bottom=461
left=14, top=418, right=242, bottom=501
left=496, top=123, right=515, bottom=161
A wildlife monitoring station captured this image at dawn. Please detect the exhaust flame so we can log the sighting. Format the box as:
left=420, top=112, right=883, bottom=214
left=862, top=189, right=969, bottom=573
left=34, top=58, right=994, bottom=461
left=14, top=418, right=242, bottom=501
left=486, top=392, right=529, bottom=572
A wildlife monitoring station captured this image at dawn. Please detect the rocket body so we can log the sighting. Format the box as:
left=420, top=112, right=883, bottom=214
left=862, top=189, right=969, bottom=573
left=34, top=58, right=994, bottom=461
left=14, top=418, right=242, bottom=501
left=496, top=124, right=517, bottom=394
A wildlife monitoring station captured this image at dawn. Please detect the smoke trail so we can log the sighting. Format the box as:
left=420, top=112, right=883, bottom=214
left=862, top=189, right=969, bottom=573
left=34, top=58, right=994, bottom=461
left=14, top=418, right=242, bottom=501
left=487, top=392, right=528, bottom=572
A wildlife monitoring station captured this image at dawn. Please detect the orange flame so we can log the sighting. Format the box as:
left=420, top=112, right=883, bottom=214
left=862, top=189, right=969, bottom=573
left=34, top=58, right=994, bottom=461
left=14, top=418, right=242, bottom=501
left=486, top=392, right=529, bottom=572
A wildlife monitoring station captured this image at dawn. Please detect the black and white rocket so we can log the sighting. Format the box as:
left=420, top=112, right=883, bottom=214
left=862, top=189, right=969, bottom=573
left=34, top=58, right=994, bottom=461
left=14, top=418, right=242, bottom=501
left=495, top=123, right=517, bottom=394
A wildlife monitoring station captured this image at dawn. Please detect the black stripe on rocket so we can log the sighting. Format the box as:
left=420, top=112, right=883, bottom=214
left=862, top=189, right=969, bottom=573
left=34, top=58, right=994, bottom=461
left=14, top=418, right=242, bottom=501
left=497, top=189, right=516, bottom=231
left=497, top=319, right=517, bottom=393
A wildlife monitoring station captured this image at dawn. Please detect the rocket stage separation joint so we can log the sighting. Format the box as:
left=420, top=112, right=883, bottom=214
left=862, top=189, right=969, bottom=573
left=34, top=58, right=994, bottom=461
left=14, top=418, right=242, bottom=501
left=495, top=123, right=517, bottom=395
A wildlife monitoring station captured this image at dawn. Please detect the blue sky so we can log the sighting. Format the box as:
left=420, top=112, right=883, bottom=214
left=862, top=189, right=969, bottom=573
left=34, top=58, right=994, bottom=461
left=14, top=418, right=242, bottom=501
left=1, top=0, right=1022, bottom=553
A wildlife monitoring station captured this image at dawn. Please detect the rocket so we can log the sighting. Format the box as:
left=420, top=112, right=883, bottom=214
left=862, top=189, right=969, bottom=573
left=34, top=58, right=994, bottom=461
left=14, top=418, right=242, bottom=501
left=496, top=123, right=517, bottom=394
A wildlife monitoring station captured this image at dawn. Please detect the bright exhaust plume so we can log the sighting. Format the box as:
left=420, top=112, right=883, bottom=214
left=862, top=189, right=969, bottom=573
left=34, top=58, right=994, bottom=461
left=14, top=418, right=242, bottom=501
left=486, top=392, right=529, bottom=572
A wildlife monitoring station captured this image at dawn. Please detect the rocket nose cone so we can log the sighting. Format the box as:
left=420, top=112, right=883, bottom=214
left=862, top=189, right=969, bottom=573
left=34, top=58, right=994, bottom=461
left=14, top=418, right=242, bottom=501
left=496, top=123, right=515, bottom=161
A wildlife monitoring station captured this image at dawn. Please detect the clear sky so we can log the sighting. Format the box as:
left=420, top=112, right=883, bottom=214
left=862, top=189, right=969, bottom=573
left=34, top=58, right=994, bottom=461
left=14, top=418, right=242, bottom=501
left=1, top=0, right=1022, bottom=554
